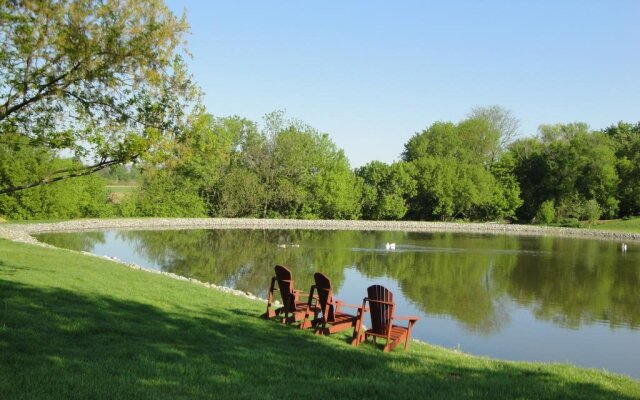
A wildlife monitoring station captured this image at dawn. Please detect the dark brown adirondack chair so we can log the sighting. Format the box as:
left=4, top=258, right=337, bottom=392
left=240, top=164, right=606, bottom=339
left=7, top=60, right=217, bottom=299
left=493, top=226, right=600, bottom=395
left=360, top=284, right=419, bottom=352
left=261, top=265, right=317, bottom=328
left=308, top=272, right=364, bottom=345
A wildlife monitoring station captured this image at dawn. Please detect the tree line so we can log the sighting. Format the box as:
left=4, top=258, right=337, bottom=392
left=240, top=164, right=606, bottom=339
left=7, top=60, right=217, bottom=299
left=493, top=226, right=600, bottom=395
left=2, top=106, right=639, bottom=224
left=1, top=1, right=639, bottom=223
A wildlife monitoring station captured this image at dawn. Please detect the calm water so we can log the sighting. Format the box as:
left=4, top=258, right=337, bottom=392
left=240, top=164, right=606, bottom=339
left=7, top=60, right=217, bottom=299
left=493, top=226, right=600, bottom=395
left=36, top=229, right=640, bottom=378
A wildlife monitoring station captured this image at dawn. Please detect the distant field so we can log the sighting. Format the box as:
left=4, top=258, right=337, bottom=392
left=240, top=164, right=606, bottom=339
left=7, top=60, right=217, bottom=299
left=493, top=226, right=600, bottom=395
left=105, top=185, right=139, bottom=193
left=593, top=217, right=640, bottom=233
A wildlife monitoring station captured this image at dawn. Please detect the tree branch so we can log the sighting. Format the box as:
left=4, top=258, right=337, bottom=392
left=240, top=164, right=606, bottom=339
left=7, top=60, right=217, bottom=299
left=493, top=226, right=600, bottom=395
left=0, top=157, right=129, bottom=195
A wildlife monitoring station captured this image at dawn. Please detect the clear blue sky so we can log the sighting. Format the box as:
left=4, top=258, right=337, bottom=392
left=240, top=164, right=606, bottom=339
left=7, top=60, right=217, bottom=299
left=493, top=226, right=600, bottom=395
left=166, top=0, right=639, bottom=167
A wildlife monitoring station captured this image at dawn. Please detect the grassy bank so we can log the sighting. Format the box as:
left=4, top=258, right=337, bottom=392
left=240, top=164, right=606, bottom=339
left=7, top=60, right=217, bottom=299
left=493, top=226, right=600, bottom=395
left=594, top=217, right=640, bottom=234
left=1, top=240, right=639, bottom=399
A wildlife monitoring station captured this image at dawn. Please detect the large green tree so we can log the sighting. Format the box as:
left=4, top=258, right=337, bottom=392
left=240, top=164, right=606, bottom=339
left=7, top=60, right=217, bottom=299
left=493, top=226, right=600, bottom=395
left=228, top=112, right=361, bottom=219
left=602, top=121, right=640, bottom=216
left=403, top=118, right=521, bottom=220
left=131, top=111, right=361, bottom=219
left=0, top=0, right=196, bottom=194
left=467, top=105, right=520, bottom=163
left=509, top=124, right=619, bottom=221
left=356, top=161, right=417, bottom=220
left=0, top=134, right=110, bottom=219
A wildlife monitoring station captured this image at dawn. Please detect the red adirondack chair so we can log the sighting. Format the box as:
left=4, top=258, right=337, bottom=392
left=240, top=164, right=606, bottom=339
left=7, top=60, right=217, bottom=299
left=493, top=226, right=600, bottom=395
left=307, top=272, right=364, bottom=345
left=261, top=265, right=317, bottom=328
left=360, top=284, right=419, bottom=352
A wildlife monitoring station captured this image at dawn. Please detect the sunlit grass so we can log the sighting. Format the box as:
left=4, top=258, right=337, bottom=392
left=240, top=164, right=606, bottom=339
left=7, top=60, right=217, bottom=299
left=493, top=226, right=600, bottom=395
left=593, top=217, right=640, bottom=233
left=1, top=240, right=639, bottom=399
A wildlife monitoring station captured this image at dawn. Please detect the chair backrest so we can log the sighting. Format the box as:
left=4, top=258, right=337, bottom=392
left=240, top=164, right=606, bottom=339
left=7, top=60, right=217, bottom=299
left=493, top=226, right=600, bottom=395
left=274, top=265, right=296, bottom=311
left=367, top=284, right=394, bottom=335
left=313, top=272, right=335, bottom=322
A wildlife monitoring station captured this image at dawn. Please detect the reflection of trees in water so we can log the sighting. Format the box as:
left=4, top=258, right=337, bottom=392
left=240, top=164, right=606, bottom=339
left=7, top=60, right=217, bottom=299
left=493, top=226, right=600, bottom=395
left=115, top=229, right=361, bottom=297
left=36, top=231, right=106, bottom=252
left=43, top=229, right=640, bottom=332
left=505, top=236, right=640, bottom=329
left=353, top=232, right=518, bottom=335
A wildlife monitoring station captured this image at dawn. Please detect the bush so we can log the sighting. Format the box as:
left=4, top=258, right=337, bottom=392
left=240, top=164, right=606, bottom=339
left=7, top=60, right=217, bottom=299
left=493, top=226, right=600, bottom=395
left=557, top=217, right=582, bottom=228
left=0, top=149, right=111, bottom=220
left=535, top=200, right=556, bottom=225
left=582, top=199, right=602, bottom=226
left=119, top=170, right=207, bottom=217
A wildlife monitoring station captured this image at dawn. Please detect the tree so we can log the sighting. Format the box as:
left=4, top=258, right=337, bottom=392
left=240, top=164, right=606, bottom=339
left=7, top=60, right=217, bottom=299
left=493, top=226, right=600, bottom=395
left=403, top=117, right=519, bottom=221
left=356, top=161, right=417, bottom=220
left=0, top=0, right=196, bottom=194
left=467, top=105, right=520, bottom=162
left=602, top=121, right=640, bottom=216
left=132, top=111, right=362, bottom=219
left=250, top=113, right=361, bottom=219
left=119, top=169, right=207, bottom=218
left=0, top=135, right=110, bottom=219
left=509, top=124, right=619, bottom=221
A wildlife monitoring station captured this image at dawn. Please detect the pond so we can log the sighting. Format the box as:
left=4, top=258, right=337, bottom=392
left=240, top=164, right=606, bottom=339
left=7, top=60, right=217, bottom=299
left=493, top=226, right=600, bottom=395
left=36, top=228, right=640, bottom=379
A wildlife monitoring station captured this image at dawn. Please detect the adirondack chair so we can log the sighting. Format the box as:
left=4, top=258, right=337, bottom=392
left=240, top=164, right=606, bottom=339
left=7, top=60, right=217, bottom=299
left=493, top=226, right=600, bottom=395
left=308, top=272, right=364, bottom=345
left=261, top=264, right=317, bottom=328
left=360, top=284, right=419, bottom=352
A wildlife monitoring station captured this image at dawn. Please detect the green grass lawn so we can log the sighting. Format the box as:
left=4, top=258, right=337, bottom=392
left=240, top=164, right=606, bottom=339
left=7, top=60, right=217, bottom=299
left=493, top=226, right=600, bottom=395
left=593, top=217, right=640, bottom=233
left=1, top=240, right=639, bottom=399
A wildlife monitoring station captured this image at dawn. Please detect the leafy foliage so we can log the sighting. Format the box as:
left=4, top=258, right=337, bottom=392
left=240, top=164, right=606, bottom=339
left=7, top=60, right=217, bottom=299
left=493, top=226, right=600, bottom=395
left=602, top=121, right=640, bottom=217
left=356, top=161, right=416, bottom=220
left=403, top=118, right=520, bottom=221
left=535, top=200, right=556, bottom=225
left=131, top=111, right=361, bottom=219
left=509, top=124, right=620, bottom=221
left=0, top=135, right=110, bottom=219
left=118, top=169, right=207, bottom=218
left=0, top=0, right=196, bottom=193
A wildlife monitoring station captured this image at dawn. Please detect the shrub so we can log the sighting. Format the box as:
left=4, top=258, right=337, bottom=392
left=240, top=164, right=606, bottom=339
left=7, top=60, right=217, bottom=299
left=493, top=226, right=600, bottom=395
left=582, top=199, right=602, bottom=227
left=535, top=200, right=556, bottom=225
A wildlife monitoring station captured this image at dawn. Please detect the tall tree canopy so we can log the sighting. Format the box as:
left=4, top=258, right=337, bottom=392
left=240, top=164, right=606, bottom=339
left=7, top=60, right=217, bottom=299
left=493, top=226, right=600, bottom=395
left=128, top=111, right=362, bottom=220
left=467, top=105, right=520, bottom=163
left=0, top=0, right=196, bottom=194
left=602, top=121, right=640, bottom=217
left=509, top=123, right=619, bottom=221
left=356, top=161, right=416, bottom=220
left=402, top=118, right=521, bottom=221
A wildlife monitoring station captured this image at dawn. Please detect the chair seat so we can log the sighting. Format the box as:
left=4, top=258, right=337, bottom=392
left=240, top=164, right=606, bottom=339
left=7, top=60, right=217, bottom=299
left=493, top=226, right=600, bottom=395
left=365, top=325, right=408, bottom=340
left=333, top=311, right=358, bottom=324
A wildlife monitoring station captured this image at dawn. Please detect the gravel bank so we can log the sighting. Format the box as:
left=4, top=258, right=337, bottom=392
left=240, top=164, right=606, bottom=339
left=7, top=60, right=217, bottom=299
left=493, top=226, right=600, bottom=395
left=1, top=217, right=640, bottom=244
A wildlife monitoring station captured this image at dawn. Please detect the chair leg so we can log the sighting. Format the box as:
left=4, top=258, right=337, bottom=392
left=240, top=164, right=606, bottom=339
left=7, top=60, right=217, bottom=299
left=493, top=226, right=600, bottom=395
left=260, top=307, right=276, bottom=319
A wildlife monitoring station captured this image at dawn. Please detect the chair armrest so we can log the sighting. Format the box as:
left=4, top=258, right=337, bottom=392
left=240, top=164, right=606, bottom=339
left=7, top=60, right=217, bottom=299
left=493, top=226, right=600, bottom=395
left=395, top=315, right=420, bottom=321
left=335, top=300, right=364, bottom=309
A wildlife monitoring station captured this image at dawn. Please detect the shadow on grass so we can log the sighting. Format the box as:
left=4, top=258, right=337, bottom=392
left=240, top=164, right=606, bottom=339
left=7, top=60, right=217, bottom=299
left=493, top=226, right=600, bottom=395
left=0, top=278, right=636, bottom=400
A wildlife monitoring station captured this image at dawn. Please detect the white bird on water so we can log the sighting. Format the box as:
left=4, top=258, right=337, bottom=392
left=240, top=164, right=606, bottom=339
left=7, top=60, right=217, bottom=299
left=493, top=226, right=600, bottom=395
left=385, top=242, right=396, bottom=250
left=621, top=243, right=628, bottom=253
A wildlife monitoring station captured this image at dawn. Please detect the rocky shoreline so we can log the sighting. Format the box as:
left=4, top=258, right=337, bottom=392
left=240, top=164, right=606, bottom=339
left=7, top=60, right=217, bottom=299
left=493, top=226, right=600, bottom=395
left=1, top=217, right=639, bottom=244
